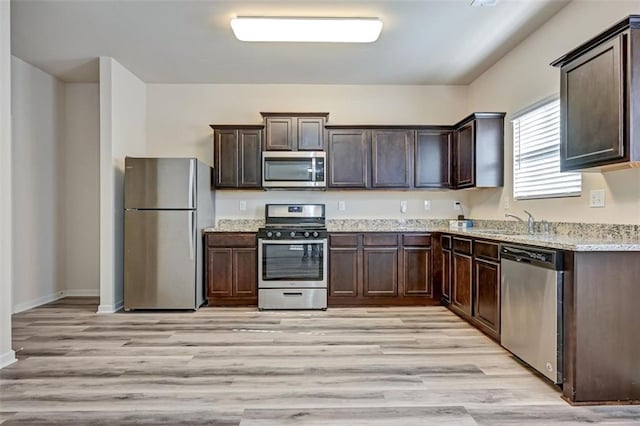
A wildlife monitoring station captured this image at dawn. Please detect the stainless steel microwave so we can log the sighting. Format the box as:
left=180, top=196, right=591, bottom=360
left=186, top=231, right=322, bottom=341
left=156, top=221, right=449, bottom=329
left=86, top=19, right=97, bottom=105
left=262, top=151, right=326, bottom=189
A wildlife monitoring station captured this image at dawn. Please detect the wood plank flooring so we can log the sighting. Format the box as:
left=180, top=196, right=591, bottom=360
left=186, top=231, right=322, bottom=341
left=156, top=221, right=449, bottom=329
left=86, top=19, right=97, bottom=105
left=1, top=297, right=639, bottom=425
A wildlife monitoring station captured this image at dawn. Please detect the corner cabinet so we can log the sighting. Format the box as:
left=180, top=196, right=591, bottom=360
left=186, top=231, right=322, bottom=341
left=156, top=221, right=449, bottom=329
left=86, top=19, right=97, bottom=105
left=205, top=233, right=257, bottom=306
left=441, top=234, right=500, bottom=341
left=261, top=112, right=328, bottom=151
left=551, top=15, right=640, bottom=171
left=415, top=129, right=453, bottom=188
left=453, top=113, right=505, bottom=189
left=210, top=125, right=263, bottom=189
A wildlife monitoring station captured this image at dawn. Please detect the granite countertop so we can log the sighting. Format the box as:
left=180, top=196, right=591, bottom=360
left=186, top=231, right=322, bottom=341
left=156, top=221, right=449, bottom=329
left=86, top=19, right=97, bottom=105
left=204, top=219, right=640, bottom=252
left=443, top=228, right=640, bottom=252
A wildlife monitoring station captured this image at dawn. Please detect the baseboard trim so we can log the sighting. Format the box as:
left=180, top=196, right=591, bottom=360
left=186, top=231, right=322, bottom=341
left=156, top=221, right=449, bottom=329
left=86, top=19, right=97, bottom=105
left=12, top=291, right=65, bottom=314
left=62, top=289, right=100, bottom=297
left=97, top=299, right=124, bottom=314
left=0, top=350, right=17, bottom=369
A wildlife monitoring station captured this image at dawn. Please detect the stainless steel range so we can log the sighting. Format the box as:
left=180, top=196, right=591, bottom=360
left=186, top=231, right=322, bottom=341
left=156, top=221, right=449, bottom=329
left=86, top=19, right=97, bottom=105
left=257, top=204, right=327, bottom=310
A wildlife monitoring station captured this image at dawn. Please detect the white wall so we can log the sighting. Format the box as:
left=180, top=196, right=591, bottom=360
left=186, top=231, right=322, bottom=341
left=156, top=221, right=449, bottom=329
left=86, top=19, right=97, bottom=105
left=98, top=57, right=146, bottom=313
left=146, top=84, right=470, bottom=220
left=62, top=83, right=100, bottom=295
left=0, top=0, right=16, bottom=369
left=11, top=56, right=66, bottom=312
left=467, top=1, right=640, bottom=224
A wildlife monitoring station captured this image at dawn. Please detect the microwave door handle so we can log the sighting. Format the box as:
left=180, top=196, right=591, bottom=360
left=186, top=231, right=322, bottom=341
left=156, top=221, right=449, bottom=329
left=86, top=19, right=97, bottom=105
left=311, top=157, right=316, bottom=182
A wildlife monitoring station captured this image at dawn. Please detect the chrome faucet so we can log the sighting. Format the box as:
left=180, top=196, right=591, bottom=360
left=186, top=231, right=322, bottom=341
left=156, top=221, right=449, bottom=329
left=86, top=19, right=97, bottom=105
left=505, top=210, right=535, bottom=234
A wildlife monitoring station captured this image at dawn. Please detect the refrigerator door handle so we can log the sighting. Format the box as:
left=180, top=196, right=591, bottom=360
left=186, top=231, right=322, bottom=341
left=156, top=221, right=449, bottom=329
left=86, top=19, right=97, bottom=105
left=188, top=211, right=195, bottom=260
left=189, top=160, right=196, bottom=209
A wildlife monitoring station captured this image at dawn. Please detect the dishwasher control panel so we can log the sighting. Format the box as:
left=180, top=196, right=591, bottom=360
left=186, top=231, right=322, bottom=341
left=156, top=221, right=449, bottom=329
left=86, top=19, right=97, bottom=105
left=500, top=244, right=562, bottom=270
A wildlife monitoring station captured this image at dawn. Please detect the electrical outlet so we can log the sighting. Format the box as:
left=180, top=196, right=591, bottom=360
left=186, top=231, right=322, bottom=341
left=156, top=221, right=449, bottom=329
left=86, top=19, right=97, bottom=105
left=338, top=200, right=346, bottom=211
left=589, top=189, right=605, bottom=208
left=504, top=197, right=510, bottom=210
left=453, top=201, right=462, bottom=211
left=239, top=200, right=247, bottom=211
left=423, top=200, right=431, bottom=211
left=400, top=200, right=408, bottom=214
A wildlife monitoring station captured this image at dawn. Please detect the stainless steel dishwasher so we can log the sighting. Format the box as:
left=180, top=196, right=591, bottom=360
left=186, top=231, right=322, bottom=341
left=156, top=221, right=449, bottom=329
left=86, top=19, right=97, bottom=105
left=500, top=244, right=563, bottom=384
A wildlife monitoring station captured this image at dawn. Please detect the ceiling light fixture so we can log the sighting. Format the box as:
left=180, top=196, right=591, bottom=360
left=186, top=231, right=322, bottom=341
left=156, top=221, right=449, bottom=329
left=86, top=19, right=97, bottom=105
left=230, top=17, right=383, bottom=43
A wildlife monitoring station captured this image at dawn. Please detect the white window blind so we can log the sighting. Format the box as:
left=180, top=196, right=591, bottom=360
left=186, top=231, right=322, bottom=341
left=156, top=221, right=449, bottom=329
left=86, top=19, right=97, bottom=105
left=513, top=99, right=581, bottom=199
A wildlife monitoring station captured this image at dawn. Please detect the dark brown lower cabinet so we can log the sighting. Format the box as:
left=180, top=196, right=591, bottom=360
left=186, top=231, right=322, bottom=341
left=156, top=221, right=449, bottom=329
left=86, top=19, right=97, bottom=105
left=205, top=233, right=257, bottom=306
left=451, top=252, right=472, bottom=316
left=328, top=232, right=435, bottom=306
left=363, top=248, right=399, bottom=296
left=329, top=245, right=359, bottom=297
left=441, top=235, right=500, bottom=342
left=563, top=251, right=640, bottom=404
left=440, top=235, right=452, bottom=304
left=473, top=258, right=500, bottom=340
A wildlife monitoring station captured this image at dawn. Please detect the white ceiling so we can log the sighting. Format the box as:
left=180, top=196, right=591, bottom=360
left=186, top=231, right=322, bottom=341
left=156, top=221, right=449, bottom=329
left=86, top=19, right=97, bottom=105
left=10, top=0, right=570, bottom=85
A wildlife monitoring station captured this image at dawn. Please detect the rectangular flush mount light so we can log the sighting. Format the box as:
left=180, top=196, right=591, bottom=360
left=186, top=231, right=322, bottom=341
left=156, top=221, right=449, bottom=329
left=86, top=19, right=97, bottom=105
left=230, top=17, right=383, bottom=43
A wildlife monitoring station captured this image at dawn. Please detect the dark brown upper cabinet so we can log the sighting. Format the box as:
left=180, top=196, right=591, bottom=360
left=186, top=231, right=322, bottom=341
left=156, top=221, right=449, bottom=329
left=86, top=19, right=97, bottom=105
left=453, top=113, right=505, bottom=189
left=210, top=125, right=263, bottom=189
left=371, top=129, right=413, bottom=188
left=415, top=130, right=453, bottom=189
left=327, top=128, right=370, bottom=188
left=551, top=15, right=640, bottom=171
left=261, top=113, right=329, bottom=151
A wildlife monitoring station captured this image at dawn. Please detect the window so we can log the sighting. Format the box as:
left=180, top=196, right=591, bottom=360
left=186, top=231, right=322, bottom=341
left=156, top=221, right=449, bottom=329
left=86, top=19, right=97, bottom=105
left=512, top=98, right=581, bottom=199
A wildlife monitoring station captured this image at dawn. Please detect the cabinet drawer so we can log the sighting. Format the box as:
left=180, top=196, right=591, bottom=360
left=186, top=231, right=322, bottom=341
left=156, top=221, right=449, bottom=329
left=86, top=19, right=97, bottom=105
left=441, top=235, right=452, bottom=250
left=403, top=234, right=431, bottom=247
left=453, top=237, right=473, bottom=255
left=206, top=233, right=256, bottom=248
left=330, top=234, right=359, bottom=247
left=363, top=233, right=399, bottom=247
left=474, top=240, right=499, bottom=261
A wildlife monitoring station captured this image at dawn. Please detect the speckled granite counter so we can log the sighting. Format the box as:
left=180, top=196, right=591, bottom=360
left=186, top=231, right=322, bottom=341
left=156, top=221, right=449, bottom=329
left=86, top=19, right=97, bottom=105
left=204, top=218, right=640, bottom=251
left=203, top=219, right=263, bottom=233
left=444, top=228, right=640, bottom=252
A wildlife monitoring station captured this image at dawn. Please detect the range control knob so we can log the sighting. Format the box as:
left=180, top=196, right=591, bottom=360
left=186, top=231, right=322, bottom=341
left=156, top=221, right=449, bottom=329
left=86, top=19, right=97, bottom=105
left=275, top=231, right=281, bottom=238
left=312, top=231, right=319, bottom=238
left=266, top=231, right=273, bottom=238
left=289, top=231, right=296, bottom=238
left=304, top=232, right=310, bottom=238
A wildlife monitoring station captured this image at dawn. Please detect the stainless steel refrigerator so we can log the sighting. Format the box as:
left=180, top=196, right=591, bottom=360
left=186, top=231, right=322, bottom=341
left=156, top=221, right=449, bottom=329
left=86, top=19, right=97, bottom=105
left=124, top=157, right=214, bottom=310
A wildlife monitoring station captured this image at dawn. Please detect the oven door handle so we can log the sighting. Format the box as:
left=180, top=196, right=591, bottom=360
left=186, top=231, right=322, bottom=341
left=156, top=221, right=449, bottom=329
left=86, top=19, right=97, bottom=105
left=259, top=239, right=327, bottom=245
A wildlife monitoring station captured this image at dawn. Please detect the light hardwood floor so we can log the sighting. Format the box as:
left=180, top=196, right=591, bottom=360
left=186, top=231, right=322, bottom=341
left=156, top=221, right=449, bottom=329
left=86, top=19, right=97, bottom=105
left=1, top=298, right=639, bottom=425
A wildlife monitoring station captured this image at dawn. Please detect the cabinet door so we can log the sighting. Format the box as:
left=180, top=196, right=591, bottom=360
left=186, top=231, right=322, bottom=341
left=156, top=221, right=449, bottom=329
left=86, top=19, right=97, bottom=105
left=328, top=129, right=370, bottom=188
left=402, top=247, right=431, bottom=296
left=214, top=130, right=238, bottom=187
left=452, top=253, right=472, bottom=316
left=238, top=130, right=262, bottom=188
left=298, top=117, right=325, bottom=151
left=473, top=258, right=500, bottom=338
left=455, top=122, right=475, bottom=189
left=561, top=34, right=626, bottom=170
left=206, top=248, right=233, bottom=298
left=363, top=248, right=398, bottom=296
left=233, top=248, right=257, bottom=297
left=265, top=117, right=294, bottom=150
left=329, top=248, right=360, bottom=297
left=371, top=130, right=413, bottom=188
left=441, top=248, right=452, bottom=304
left=415, top=130, right=453, bottom=188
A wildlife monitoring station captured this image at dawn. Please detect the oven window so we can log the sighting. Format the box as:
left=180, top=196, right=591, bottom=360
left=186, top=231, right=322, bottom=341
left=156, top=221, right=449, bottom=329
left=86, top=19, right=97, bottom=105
left=264, top=159, right=313, bottom=181
left=262, top=242, right=324, bottom=281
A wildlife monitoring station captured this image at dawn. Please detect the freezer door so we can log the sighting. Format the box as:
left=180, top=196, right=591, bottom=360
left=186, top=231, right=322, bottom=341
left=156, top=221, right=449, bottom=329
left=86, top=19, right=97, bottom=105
left=124, top=157, right=196, bottom=209
left=124, top=210, right=197, bottom=310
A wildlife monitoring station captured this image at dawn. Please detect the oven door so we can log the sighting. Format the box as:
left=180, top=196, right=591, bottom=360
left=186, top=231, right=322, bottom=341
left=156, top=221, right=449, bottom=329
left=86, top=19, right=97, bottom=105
left=258, top=239, right=327, bottom=288
left=262, top=152, right=326, bottom=188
